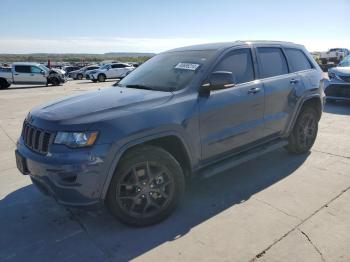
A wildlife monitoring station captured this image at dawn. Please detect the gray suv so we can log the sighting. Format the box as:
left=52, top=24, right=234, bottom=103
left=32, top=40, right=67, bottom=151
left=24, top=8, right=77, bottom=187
left=15, top=41, right=324, bottom=226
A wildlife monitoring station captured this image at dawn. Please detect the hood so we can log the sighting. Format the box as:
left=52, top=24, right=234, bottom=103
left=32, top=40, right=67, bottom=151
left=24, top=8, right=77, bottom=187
left=329, top=66, right=350, bottom=75
left=50, top=68, right=65, bottom=75
left=31, top=86, right=173, bottom=124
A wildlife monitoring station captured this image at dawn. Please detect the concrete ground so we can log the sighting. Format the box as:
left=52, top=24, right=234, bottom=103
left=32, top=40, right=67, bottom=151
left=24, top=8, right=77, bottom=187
left=0, top=80, right=349, bottom=262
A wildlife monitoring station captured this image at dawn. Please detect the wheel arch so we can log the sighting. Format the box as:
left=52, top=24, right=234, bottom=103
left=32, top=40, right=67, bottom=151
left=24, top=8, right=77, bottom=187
left=98, top=73, right=106, bottom=79
left=286, top=94, right=323, bottom=136
left=100, top=132, right=193, bottom=200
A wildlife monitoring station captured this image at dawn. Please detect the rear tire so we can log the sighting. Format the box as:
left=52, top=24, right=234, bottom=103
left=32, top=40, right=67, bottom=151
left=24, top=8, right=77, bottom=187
left=98, top=74, right=106, bottom=82
left=106, top=145, right=185, bottom=227
left=77, top=74, right=83, bottom=80
left=285, top=107, right=319, bottom=154
left=0, top=79, right=10, bottom=89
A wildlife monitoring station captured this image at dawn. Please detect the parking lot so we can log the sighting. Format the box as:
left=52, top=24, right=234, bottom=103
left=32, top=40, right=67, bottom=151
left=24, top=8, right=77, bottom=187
left=0, top=80, right=349, bottom=262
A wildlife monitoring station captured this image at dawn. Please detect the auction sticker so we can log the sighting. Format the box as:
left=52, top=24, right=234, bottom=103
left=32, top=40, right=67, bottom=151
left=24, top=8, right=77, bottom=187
left=175, top=63, right=200, bottom=71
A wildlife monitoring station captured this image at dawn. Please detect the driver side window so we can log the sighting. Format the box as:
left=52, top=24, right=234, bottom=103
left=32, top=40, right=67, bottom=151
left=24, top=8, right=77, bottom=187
left=214, top=49, right=255, bottom=84
left=31, top=66, right=42, bottom=74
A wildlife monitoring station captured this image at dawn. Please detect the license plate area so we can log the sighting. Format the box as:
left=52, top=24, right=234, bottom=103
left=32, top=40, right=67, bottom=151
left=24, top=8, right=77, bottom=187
left=15, top=150, right=29, bottom=175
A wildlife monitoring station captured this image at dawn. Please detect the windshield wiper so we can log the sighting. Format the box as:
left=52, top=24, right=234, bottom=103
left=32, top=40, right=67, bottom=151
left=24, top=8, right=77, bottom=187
left=124, top=84, right=155, bottom=90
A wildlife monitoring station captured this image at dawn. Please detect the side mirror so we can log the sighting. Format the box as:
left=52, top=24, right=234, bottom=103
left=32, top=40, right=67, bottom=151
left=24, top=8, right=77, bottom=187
left=41, top=70, right=45, bottom=75
left=200, top=71, right=235, bottom=94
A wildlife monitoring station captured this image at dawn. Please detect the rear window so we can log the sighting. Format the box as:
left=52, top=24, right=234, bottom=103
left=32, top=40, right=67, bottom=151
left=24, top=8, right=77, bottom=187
left=285, top=48, right=313, bottom=72
left=257, top=47, right=288, bottom=78
left=14, top=65, right=31, bottom=73
left=214, top=48, right=255, bottom=84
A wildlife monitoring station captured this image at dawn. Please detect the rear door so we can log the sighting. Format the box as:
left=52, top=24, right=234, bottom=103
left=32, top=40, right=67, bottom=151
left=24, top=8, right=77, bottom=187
left=199, top=47, right=265, bottom=160
left=13, top=65, right=32, bottom=83
left=112, top=64, right=129, bottom=78
left=255, top=46, right=304, bottom=137
left=284, top=47, right=318, bottom=91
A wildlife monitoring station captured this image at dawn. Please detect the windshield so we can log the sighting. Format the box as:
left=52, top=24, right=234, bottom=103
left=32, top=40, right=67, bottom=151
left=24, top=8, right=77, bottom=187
left=39, top=65, right=49, bottom=72
left=339, top=55, right=350, bottom=67
left=118, top=50, right=215, bottom=91
left=100, top=64, right=110, bottom=70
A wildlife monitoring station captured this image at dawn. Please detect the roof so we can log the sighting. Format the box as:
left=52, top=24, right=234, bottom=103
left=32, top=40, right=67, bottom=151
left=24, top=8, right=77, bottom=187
left=166, top=40, right=303, bottom=52
left=12, top=62, right=41, bottom=66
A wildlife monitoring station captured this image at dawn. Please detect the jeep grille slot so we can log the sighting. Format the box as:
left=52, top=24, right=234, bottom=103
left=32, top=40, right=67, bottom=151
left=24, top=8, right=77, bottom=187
left=22, top=121, right=52, bottom=155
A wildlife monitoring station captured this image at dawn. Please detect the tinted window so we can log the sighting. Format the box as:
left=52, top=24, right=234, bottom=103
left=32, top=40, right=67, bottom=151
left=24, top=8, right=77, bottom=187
left=112, top=64, right=126, bottom=68
left=214, top=49, right=255, bottom=84
left=257, top=47, right=288, bottom=78
left=14, top=65, right=31, bottom=73
left=285, top=48, right=312, bottom=72
left=31, top=66, right=42, bottom=74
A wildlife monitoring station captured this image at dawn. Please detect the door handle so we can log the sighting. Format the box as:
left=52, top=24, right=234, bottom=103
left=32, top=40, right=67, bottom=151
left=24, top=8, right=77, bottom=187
left=247, top=87, right=261, bottom=94
left=290, top=78, right=300, bottom=84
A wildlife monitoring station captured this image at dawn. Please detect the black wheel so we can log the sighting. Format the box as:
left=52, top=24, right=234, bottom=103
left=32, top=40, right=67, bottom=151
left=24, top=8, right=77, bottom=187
left=0, top=79, right=10, bottom=89
left=98, top=74, right=106, bottom=82
left=106, top=145, right=185, bottom=227
left=285, top=107, right=319, bottom=154
left=51, top=77, right=59, bottom=86
left=77, top=74, right=83, bottom=80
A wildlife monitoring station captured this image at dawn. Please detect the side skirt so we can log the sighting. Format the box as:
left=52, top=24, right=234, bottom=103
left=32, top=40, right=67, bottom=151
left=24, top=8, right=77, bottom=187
left=198, top=138, right=288, bottom=179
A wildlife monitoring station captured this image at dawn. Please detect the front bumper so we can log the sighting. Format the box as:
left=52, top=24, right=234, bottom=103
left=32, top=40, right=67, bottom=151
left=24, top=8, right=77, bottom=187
left=324, top=79, right=350, bottom=100
left=16, top=138, right=112, bottom=207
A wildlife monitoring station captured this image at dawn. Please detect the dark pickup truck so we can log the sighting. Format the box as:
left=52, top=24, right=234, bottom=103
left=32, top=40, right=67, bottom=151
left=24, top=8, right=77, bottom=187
left=15, top=41, right=324, bottom=226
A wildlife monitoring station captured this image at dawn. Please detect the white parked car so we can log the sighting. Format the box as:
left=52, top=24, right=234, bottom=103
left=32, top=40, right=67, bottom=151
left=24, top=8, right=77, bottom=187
left=87, top=63, right=134, bottom=82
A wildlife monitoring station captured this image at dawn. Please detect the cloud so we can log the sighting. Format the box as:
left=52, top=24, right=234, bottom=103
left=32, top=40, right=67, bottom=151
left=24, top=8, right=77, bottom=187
left=0, top=37, right=349, bottom=54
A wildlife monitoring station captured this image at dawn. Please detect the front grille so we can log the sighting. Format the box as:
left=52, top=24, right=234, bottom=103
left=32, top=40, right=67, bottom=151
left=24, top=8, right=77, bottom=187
left=22, top=122, right=53, bottom=154
left=325, top=84, right=350, bottom=98
left=339, top=75, right=350, bottom=83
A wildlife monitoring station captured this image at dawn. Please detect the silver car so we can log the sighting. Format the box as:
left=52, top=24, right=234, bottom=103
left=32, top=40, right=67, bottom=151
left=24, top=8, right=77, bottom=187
left=68, top=65, right=100, bottom=80
left=325, top=55, right=350, bottom=102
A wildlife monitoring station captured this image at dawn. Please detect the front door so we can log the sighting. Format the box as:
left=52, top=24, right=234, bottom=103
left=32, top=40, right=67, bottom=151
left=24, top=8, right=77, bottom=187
left=30, top=66, right=47, bottom=84
left=199, top=48, right=265, bottom=160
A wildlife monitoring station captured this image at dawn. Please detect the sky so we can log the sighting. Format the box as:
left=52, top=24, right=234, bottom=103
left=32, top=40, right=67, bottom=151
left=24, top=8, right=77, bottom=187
left=0, top=0, right=349, bottom=54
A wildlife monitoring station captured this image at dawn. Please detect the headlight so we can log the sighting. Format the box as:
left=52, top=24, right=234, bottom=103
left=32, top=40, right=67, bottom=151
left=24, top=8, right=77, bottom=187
left=54, top=131, right=98, bottom=148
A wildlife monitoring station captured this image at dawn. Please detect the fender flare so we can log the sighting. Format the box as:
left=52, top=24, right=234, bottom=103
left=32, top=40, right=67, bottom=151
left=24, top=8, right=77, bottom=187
left=285, top=93, right=323, bottom=136
left=99, top=130, right=193, bottom=200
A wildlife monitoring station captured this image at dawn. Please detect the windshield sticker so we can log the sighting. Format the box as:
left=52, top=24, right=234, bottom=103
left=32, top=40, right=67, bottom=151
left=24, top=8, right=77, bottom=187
left=175, top=63, right=200, bottom=71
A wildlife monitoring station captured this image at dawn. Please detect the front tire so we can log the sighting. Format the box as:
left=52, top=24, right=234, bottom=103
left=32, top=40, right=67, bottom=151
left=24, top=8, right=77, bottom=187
left=285, top=107, right=319, bottom=154
left=51, top=77, right=59, bottom=86
left=77, top=74, right=83, bottom=80
left=98, top=74, right=106, bottom=82
left=106, top=145, right=185, bottom=227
